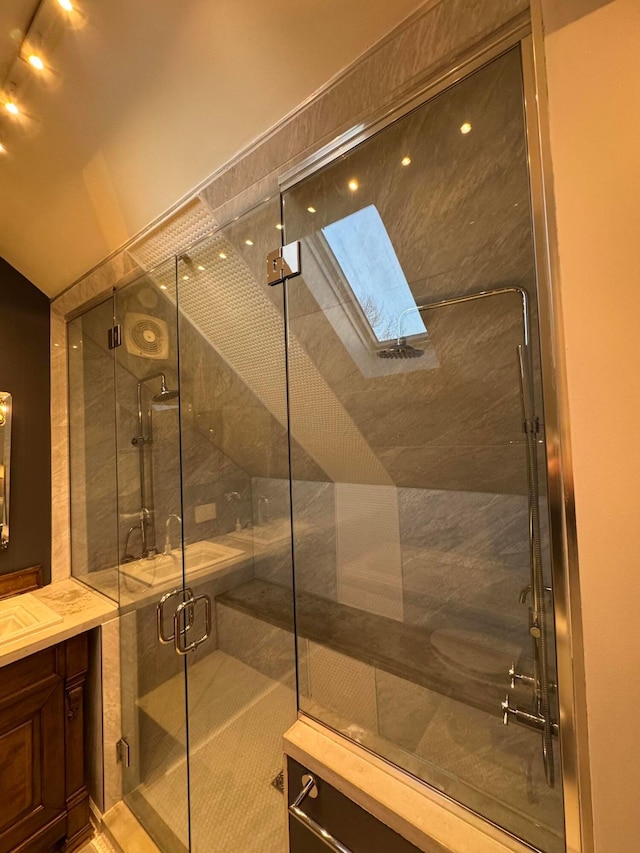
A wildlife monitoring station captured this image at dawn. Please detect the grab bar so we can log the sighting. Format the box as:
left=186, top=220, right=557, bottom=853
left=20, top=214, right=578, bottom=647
left=289, top=774, right=353, bottom=853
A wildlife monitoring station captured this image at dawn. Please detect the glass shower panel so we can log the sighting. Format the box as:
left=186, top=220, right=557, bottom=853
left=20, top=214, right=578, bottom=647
left=283, top=47, right=564, bottom=852
left=114, top=260, right=191, bottom=849
left=177, top=199, right=297, bottom=852
left=68, top=297, right=120, bottom=602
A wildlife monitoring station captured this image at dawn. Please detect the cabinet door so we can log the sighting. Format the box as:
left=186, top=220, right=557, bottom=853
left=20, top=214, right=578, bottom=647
left=0, top=648, right=66, bottom=853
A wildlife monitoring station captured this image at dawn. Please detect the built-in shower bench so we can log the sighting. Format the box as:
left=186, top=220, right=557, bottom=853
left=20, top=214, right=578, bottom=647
left=216, top=578, right=511, bottom=718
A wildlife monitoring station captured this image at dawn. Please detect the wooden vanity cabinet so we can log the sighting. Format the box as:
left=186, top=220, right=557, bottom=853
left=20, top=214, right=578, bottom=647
left=0, top=634, right=92, bottom=853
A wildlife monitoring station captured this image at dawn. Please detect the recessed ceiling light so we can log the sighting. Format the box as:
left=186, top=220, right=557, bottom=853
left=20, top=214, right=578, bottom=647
left=28, top=53, right=45, bottom=71
left=307, top=206, right=316, bottom=213
left=58, top=0, right=74, bottom=10
left=0, top=141, right=5, bottom=154
left=5, top=100, right=19, bottom=116
left=197, top=264, right=205, bottom=271
left=276, top=224, right=283, bottom=230
left=460, top=122, right=472, bottom=135
left=348, top=179, right=359, bottom=192
left=245, top=239, right=254, bottom=246
left=218, top=252, right=227, bottom=259
left=401, top=156, right=411, bottom=166
left=182, top=275, right=189, bottom=280
left=160, top=285, right=167, bottom=290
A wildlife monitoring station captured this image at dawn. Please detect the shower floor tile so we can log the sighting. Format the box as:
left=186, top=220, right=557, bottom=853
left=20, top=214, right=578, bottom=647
left=130, top=650, right=296, bottom=853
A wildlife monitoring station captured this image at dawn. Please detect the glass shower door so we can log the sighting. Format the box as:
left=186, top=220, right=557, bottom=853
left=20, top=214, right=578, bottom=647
left=114, top=260, right=192, bottom=850
left=282, top=46, right=565, bottom=853
left=177, top=199, right=297, bottom=853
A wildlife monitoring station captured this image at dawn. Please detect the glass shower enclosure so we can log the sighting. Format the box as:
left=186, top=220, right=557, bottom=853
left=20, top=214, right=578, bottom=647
left=69, top=40, right=569, bottom=853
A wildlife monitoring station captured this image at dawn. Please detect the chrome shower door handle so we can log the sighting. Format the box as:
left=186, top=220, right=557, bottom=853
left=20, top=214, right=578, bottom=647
left=174, top=593, right=212, bottom=655
left=288, top=774, right=353, bottom=853
left=156, top=587, right=194, bottom=644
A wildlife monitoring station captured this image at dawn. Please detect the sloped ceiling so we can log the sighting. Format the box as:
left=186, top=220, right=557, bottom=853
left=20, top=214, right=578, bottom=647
left=0, top=0, right=423, bottom=297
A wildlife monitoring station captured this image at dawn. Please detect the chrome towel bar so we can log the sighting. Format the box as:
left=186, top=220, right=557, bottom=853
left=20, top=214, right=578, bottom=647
left=289, top=774, right=353, bottom=853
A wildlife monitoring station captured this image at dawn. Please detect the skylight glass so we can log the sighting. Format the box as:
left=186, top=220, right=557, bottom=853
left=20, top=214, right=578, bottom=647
left=322, top=205, right=426, bottom=343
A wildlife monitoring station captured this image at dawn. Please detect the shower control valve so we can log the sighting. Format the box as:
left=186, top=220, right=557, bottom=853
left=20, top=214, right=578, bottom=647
left=509, top=664, right=535, bottom=690
left=501, top=694, right=514, bottom=726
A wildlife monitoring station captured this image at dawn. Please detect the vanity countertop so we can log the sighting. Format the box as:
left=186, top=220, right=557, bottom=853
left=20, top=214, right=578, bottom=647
left=0, top=577, right=118, bottom=668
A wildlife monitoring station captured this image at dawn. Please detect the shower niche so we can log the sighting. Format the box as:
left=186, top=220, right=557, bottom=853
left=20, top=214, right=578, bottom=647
left=68, top=40, right=570, bottom=853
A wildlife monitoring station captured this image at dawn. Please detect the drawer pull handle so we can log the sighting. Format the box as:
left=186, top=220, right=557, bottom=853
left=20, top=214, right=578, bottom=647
left=289, top=774, right=353, bottom=853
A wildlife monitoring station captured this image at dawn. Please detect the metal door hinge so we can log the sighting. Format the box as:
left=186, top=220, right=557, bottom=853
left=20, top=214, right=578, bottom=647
left=266, top=241, right=301, bottom=286
left=108, top=324, right=123, bottom=349
left=116, top=737, right=131, bottom=767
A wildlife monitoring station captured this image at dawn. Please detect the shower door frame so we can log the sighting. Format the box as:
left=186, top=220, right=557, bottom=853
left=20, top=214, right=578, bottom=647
left=278, top=20, right=591, bottom=853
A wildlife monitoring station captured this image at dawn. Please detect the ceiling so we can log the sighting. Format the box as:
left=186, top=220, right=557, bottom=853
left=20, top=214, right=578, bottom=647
left=0, top=0, right=423, bottom=298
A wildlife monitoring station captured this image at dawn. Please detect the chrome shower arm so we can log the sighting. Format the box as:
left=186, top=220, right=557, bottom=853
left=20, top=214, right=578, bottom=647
left=396, top=285, right=531, bottom=347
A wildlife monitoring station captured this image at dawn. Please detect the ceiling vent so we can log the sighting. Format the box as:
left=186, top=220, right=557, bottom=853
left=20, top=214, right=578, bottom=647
left=124, top=313, right=169, bottom=360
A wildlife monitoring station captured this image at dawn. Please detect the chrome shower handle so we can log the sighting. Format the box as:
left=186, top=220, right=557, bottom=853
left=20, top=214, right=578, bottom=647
left=174, top=594, right=212, bottom=655
left=156, top=587, right=194, bottom=644
left=288, top=774, right=353, bottom=853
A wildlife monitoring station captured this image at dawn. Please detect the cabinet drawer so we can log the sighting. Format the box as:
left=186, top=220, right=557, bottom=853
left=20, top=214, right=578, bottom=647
left=287, top=757, right=422, bottom=853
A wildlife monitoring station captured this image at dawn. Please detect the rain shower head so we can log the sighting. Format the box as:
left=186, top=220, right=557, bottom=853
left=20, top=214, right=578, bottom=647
left=152, top=387, right=179, bottom=403
left=136, top=372, right=179, bottom=403
left=377, top=338, right=425, bottom=359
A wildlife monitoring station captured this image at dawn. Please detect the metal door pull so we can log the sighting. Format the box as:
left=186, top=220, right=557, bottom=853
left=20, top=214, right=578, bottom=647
left=156, top=587, right=194, bottom=644
left=289, top=774, right=353, bottom=853
left=174, top=593, right=212, bottom=655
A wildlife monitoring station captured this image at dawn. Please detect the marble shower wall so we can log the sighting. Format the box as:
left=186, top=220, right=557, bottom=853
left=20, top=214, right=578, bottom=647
left=398, top=487, right=532, bottom=653
left=68, top=300, right=120, bottom=599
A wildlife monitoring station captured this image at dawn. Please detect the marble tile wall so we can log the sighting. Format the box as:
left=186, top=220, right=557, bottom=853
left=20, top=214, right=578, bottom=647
left=398, top=487, right=531, bottom=644
left=283, top=46, right=540, bottom=496
left=373, top=668, right=565, bottom=853
left=51, top=253, right=143, bottom=583
left=251, top=476, right=339, bottom=600
left=216, top=603, right=296, bottom=690
left=68, top=303, right=120, bottom=599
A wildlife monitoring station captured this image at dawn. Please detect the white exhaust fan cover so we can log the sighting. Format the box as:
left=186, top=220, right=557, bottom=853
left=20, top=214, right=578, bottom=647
left=124, top=313, right=169, bottom=360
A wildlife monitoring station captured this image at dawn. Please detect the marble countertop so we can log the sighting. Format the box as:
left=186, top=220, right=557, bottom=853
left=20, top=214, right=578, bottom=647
left=0, top=578, right=118, bottom=668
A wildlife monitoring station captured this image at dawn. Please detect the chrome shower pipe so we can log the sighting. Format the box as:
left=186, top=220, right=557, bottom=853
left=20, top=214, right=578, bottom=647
left=517, top=343, right=555, bottom=787
left=133, top=372, right=168, bottom=558
left=394, top=285, right=532, bottom=349
left=404, top=285, right=555, bottom=785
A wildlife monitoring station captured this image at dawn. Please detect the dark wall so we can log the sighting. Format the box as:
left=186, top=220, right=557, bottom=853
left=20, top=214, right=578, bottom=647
left=0, top=258, right=51, bottom=582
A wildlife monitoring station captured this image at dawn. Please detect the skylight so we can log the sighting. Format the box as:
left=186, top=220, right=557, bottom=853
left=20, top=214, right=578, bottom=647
left=322, top=205, right=426, bottom=343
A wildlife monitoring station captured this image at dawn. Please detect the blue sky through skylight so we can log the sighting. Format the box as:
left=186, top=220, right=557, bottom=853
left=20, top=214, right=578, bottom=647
left=322, top=204, right=426, bottom=343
